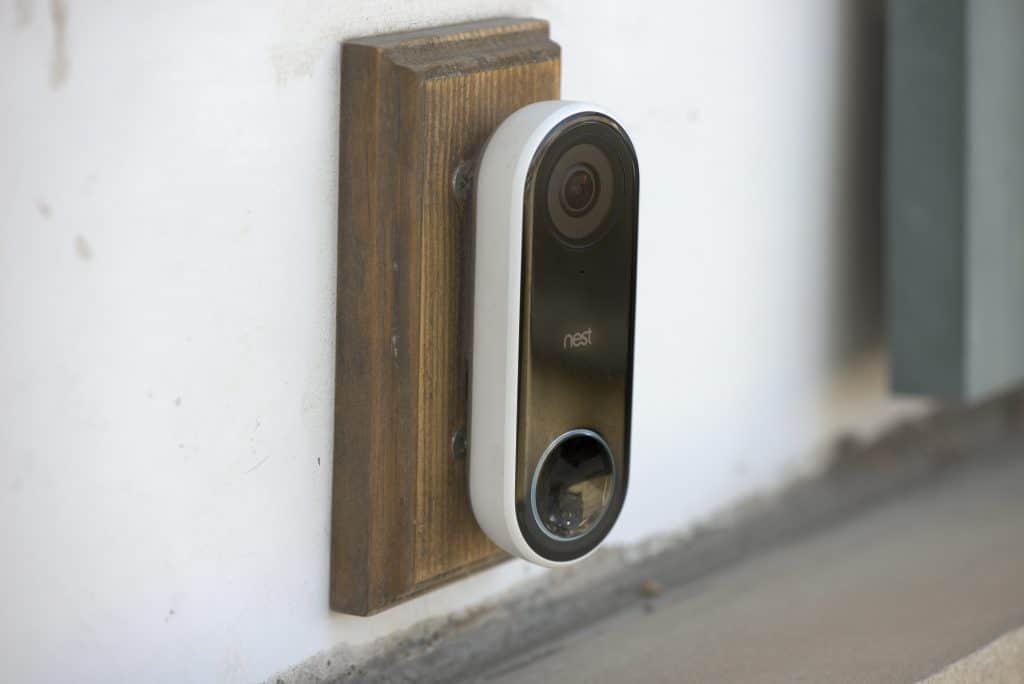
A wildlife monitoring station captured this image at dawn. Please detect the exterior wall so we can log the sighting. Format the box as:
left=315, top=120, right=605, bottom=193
left=966, top=0, right=1024, bottom=398
left=886, top=0, right=1024, bottom=401
left=0, top=1, right=929, bottom=682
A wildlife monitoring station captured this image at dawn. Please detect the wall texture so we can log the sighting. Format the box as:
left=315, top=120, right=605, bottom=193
left=0, top=1, right=929, bottom=682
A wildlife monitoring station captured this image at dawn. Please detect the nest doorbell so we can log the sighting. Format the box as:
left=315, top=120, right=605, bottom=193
left=469, top=101, right=639, bottom=567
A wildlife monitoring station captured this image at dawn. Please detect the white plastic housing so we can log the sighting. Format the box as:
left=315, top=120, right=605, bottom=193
left=469, top=100, right=616, bottom=567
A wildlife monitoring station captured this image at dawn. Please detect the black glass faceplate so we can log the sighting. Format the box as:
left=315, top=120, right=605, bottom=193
left=514, top=113, right=639, bottom=561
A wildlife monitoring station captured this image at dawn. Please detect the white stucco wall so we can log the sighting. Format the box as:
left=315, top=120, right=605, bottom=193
left=0, top=1, right=929, bottom=682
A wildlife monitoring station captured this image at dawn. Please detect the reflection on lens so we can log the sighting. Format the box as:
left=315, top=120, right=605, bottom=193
left=532, top=430, right=614, bottom=540
left=545, top=142, right=615, bottom=245
left=561, top=164, right=598, bottom=216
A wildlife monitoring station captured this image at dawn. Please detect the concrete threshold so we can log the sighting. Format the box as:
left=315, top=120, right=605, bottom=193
left=303, top=391, right=1024, bottom=684
left=479, top=432, right=1024, bottom=684
left=923, top=626, right=1024, bottom=684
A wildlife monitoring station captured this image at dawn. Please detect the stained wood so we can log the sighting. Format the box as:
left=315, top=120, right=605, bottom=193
left=331, top=18, right=560, bottom=615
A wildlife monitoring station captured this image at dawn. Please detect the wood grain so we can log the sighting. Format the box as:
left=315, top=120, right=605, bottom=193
left=331, top=18, right=560, bottom=615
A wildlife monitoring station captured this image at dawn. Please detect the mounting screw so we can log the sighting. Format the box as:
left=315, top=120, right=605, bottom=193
left=451, top=428, right=468, bottom=460
left=452, top=160, right=475, bottom=205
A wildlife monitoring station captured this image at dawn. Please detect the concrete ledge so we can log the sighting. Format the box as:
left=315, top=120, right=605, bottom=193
left=922, top=626, right=1024, bottom=683
left=271, top=389, right=1024, bottom=683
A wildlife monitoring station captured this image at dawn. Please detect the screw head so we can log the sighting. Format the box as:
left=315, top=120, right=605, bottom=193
left=451, top=161, right=475, bottom=204
left=451, top=428, right=468, bottom=460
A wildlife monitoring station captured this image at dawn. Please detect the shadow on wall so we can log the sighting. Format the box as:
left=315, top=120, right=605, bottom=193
left=826, top=0, right=886, bottom=371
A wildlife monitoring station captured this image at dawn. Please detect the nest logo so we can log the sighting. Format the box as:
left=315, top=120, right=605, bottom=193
left=563, top=327, right=593, bottom=350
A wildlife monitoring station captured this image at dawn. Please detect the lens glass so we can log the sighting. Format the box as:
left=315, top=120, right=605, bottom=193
left=545, top=143, right=614, bottom=245
left=560, top=164, right=598, bottom=216
left=532, top=431, right=614, bottom=540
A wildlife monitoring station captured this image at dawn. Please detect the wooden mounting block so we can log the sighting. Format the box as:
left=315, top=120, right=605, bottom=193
left=331, top=18, right=561, bottom=615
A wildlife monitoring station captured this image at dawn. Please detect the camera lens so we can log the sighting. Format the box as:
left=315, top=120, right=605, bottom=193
left=546, top=143, right=614, bottom=245
left=560, top=164, right=599, bottom=216
left=531, top=429, right=615, bottom=541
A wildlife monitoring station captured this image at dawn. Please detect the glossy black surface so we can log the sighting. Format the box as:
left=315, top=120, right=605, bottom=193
left=515, top=113, right=638, bottom=561
left=531, top=429, right=615, bottom=540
